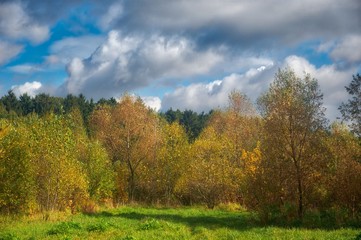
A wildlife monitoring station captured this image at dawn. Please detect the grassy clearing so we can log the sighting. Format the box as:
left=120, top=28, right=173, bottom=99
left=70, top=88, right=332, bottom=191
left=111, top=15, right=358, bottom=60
left=0, top=206, right=360, bottom=240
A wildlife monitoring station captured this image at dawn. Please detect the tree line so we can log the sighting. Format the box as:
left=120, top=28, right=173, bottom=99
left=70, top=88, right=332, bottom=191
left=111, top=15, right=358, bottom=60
left=0, top=69, right=360, bottom=225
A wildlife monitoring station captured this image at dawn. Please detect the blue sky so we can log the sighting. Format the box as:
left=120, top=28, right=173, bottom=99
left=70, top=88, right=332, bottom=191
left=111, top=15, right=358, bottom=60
left=0, top=0, right=360, bottom=120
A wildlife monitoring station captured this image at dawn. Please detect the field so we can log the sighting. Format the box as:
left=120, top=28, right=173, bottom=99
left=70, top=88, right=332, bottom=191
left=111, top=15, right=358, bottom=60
left=0, top=206, right=360, bottom=240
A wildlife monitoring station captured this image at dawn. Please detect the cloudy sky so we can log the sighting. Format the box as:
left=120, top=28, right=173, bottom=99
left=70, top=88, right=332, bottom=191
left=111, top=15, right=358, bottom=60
left=0, top=0, right=360, bottom=119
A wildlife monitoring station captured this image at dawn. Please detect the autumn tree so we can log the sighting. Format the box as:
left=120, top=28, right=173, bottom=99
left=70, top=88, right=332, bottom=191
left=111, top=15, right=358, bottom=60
left=339, top=73, right=361, bottom=138
left=90, top=95, right=159, bottom=202
left=26, top=113, right=88, bottom=212
left=0, top=120, right=35, bottom=214
left=82, top=141, right=115, bottom=202
left=137, top=121, right=189, bottom=204
left=209, top=91, right=260, bottom=163
left=175, top=126, right=240, bottom=208
left=327, top=123, right=361, bottom=219
left=67, top=108, right=115, bottom=203
left=257, top=68, right=327, bottom=220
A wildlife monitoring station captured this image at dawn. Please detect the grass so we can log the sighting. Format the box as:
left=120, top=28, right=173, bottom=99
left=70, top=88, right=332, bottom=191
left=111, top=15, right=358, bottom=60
left=0, top=206, right=360, bottom=239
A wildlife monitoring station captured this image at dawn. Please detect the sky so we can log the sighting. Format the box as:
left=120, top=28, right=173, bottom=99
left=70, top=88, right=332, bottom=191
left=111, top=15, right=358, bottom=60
left=0, top=0, right=360, bottom=120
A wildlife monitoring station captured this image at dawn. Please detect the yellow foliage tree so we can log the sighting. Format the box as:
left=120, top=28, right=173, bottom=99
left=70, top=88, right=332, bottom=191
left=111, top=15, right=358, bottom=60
left=175, top=126, right=241, bottom=208
left=90, top=95, right=159, bottom=202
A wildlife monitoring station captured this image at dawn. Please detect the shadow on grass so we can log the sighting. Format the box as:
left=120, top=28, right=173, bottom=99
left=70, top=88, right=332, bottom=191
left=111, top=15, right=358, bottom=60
left=119, top=212, right=256, bottom=231
left=87, top=209, right=265, bottom=232
left=86, top=208, right=361, bottom=233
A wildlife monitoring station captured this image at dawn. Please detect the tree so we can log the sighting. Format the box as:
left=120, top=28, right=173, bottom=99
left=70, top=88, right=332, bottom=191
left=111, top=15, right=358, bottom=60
left=82, top=141, right=115, bottom=202
left=33, top=93, right=62, bottom=116
left=0, top=120, right=35, bottom=214
left=175, top=126, right=241, bottom=208
left=161, top=109, right=211, bottom=142
left=339, top=73, right=361, bottom=138
left=26, top=113, right=88, bottom=212
left=0, top=90, right=21, bottom=115
left=257, top=68, right=327, bottom=220
left=209, top=91, right=261, bottom=163
left=327, top=123, right=361, bottom=219
left=90, top=95, right=159, bottom=202
left=137, top=121, right=189, bottom=204
left=19, top=93, right=34, bottom=115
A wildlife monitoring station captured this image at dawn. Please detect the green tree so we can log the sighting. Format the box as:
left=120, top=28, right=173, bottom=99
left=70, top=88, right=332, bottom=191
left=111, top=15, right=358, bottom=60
left=19, top=93, right=34, bottom=115
left=257, top=68, right=327, bottom=220
left=33, top=93, right=62, bottom=116
left=339, top=73, right=361, bottom=138
left=0, top=90, right=21, bottom=115
left=161, top=109, right=211, bottom=142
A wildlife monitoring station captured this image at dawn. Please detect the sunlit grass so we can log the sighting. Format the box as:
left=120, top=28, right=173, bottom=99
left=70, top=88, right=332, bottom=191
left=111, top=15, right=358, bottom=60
left=0, top=206, right=360, bottom=239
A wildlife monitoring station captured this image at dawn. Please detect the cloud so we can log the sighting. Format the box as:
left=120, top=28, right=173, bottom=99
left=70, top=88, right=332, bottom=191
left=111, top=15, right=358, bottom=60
left=109, top=0, right=361, bottom=49
left=98, top=2, right=123, bottom=30
left=330, top=35, right=361, bottom=64
left=0, top=2, right=49, bottom=44
left=11, top=81, right=42, bottom=97
left=142, top=96, right=161, bottom=112
left=62, top=31, right=225, bottom=99
left=161, top=64, right=274, bottom=112
left=49, top=35, right=106, bottom=64
left=161, top=55, right=355, bottom=120
left=0, top=41, right=23, bottom=66
left=8, top=64, right=44, bottom=74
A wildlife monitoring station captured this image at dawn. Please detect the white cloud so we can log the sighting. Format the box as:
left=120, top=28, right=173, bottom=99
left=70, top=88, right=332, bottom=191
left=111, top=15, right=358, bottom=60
left=161, top=55, right=355, bottom=121
left=0, top=41, right=23, bottom=66
left=8, top=64, right=44, bottom=74
left=11, top=81, right=42, bottom=97
left=161, top=64, right=274, bottom=112
left=0, top=2, right=49, bottom=44
left=142, top=96, right=161, bottom=111
left=63, top=31, right=224, bottom=99
left=317, top=41, right=335, bottom=53
left=49, top=35, right=105, bottom=64
left=330, top=35, right=361, bottom=64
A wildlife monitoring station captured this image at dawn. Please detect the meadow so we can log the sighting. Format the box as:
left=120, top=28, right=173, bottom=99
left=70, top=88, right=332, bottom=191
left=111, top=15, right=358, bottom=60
left=1, top=206, right=360, bottom=240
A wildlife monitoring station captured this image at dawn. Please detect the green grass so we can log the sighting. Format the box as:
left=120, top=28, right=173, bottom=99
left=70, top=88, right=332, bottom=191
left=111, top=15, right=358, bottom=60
left=0, top=206, right=360, bottom=239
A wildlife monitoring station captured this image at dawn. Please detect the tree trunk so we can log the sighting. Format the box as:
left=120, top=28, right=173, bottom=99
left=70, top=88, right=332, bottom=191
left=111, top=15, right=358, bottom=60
left=296, top=166, right=303, bottom=221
